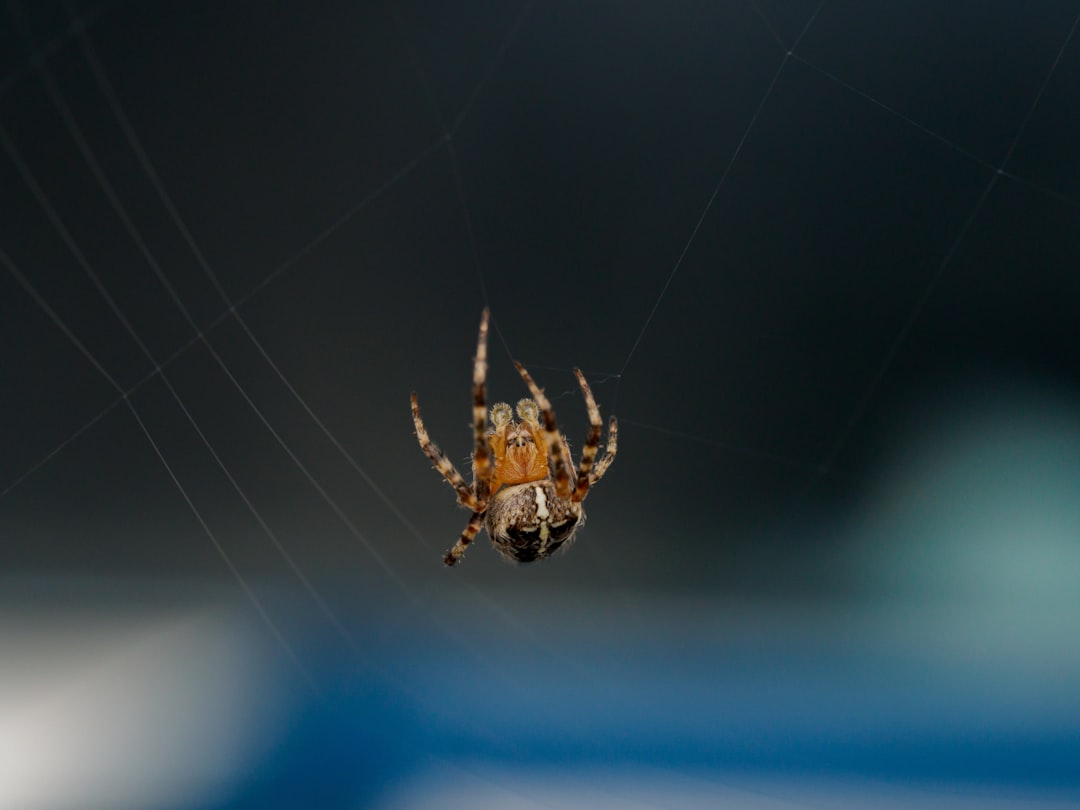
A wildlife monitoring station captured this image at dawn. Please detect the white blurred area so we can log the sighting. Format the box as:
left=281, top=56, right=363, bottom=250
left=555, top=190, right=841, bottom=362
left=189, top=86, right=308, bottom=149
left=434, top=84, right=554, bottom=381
left=0, top=589, right=286, bottom=809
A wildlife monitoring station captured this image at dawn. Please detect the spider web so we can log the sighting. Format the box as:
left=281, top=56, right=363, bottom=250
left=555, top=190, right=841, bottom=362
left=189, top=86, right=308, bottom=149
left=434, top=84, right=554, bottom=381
left=2, top=0, right=1080, bottom=807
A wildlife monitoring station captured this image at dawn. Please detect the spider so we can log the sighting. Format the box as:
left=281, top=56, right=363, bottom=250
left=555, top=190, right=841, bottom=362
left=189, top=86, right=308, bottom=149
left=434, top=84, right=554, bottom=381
left=411, top=309, right=617, bottom=566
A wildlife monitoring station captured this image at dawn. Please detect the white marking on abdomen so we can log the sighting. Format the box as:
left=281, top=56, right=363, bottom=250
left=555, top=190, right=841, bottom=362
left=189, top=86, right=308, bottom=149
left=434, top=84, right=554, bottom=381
left=533, top=486, right=549, bottom=519
left=534, top=486, right=550, bottom=543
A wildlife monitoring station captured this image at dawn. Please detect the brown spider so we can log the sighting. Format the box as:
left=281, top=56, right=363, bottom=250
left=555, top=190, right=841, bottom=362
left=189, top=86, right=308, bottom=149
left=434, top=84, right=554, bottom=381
left=411, top=309, right=617, bottom=566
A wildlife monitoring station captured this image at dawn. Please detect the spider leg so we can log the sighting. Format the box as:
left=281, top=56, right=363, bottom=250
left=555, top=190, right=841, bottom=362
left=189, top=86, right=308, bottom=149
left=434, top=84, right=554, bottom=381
left=570, top=368, right=603, bottom=503
left=444, top=510, right=484, bottom=566
left=513, top=361, right=574, bottom=498
left=471, top=308, right=493, bottom=488
left=590, top=415, right=618, bottom=484
left=411, top=392, right=483, bottom=510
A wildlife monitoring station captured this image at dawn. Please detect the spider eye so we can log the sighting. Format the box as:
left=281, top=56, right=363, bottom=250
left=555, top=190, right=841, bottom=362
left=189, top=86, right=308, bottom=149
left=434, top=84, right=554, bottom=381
left=508, top=429, right=534, bottom=448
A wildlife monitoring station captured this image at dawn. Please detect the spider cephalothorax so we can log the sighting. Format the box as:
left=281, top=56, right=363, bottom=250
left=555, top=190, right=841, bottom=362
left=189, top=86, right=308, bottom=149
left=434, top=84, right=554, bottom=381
left=411, top=309, right=617, bottom=566
left=486, top=399, right=547, bottom=494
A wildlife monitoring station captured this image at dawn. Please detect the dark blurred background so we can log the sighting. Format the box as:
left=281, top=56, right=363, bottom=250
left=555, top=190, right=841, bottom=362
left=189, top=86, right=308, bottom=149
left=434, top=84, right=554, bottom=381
left=2, top=1, right=1079, bottom=807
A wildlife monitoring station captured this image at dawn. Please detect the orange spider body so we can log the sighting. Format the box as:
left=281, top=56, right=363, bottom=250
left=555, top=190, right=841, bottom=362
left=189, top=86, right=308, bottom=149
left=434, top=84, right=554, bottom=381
left=410, top=309, right=618, bottom=566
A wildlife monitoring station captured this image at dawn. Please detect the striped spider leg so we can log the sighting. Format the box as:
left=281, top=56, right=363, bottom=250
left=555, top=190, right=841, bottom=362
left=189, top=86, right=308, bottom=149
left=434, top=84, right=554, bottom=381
left=411, top=308, right=494, bottom=565
left=512, top=362, right=618, bottom=504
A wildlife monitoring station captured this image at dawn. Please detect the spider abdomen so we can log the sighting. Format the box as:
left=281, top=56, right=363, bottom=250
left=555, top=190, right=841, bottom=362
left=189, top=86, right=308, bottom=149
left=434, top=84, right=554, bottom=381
left=485, top=480, right=584, bottom=563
